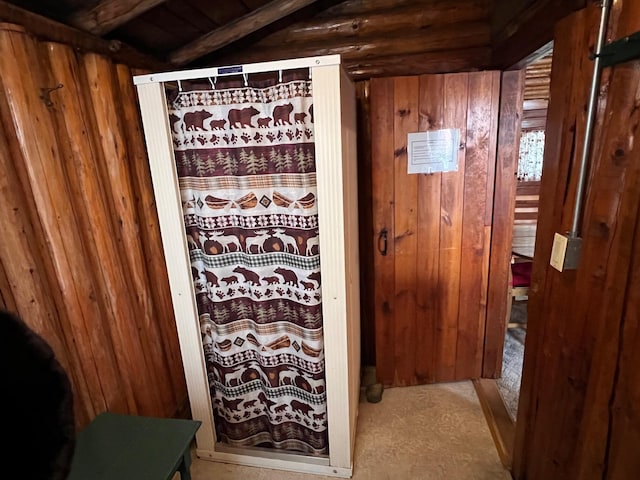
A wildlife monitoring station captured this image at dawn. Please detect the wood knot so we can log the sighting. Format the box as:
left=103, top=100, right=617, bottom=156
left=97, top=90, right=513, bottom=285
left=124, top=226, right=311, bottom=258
left=382, top=301, right=391, bottom=314
left=394, top=146, right=407, bottom=157
left=108, top=40, right=123, bottom=52
left=398, top=108, right=410, bottom=118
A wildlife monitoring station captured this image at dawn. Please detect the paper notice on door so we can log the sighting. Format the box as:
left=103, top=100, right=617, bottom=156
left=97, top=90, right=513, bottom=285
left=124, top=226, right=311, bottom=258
left=407, top=129, right=460, bottom=174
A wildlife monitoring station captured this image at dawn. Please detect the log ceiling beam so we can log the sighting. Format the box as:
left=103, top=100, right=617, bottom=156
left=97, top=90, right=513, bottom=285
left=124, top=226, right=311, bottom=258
left=346, top=47, right=492, bottom=80
left=0, top=1, right=166, bottom=69
left=215, top=21, right=490, bottom=66
left=168, top=0, right=320, bottom=66
left=68, top=0, right=168, bottom=36
left=257, top=0, right=491, bottom=47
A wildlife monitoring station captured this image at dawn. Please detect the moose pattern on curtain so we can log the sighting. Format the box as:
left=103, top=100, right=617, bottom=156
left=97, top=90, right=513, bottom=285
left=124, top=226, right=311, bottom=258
left=167, top=73, right=327, bottom=455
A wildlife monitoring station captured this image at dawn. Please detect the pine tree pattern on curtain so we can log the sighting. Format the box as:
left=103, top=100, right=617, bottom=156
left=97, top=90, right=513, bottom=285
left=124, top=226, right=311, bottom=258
left=167, top=72, right=327, bottom=455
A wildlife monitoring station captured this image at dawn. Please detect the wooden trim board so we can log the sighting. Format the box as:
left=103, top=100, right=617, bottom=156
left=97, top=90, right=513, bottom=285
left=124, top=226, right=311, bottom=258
left=473, top=378, right=515, bottom=470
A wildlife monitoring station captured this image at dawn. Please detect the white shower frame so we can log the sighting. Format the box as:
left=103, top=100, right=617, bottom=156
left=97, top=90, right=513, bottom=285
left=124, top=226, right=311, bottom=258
left=133, top=55, right=360, bottom=478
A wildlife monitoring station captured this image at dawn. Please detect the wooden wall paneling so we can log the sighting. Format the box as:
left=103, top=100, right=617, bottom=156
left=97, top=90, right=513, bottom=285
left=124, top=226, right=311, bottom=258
left=371, top=77, right=396, bottom=386
left=436, top=73, right=468, bottom=382
left=0, top=258, right=15, bottom=312
left=484, top=78, right=501, bottom=228
left=355, top=80, right=375, bottom=367
left=415, top=74, right=443, bottom=383
left=569, top=5, right=640, bottom=475
left=0, top=23, right=122, bottom=417
left=455, top=71, right=499, bottom=379
left=480, top=74, right=501, bottom=377
left=392, top=76, right=419, bottom=386
left=43, top=41, right=148, bottom=417
left=613, top=0, right=640, bottom=38
left=482, top=70, right=524, bottom=378
left=606, top=228, right=640, bottom=480
left=606, top=288, right=640, bottom=480
left=572, top=69, right=640, bottom=479
left=82, top=52, right=174, bottom=416
left=115, top=63, right=187, bottom=405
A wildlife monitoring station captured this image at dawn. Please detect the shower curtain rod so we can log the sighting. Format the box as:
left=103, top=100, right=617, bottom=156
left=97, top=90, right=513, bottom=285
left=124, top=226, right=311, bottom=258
left=133, top=54, right=341, bottom=86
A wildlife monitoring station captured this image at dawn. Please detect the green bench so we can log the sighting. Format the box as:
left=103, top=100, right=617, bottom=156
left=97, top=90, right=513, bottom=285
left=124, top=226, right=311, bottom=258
left=67, top=412, right=201, bottom=480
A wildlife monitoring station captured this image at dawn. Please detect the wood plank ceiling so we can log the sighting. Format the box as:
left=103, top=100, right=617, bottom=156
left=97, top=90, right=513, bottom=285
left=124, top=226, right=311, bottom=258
left=0, top=0, right=584, bottom=79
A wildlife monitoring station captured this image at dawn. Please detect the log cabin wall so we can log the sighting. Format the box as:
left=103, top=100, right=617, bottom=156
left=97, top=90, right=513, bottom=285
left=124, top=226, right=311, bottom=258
left=0, top=23, right=186, bottom=429
left=514, top=1, right=640, bottom=478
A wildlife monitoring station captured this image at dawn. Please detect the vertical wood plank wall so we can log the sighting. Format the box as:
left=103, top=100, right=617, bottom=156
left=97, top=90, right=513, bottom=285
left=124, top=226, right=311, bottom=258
left=0, top=23, right=187, bottom=428
left=483, top=70, right=524, bottom=377
left=371, top=71, right=502, bottom=386
left=514, top=1, right=640, bottom=479
left=355, top=80, right=375, bottom=367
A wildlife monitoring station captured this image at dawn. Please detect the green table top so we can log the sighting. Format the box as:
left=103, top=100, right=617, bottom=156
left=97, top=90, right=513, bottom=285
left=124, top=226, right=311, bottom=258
left=67, top=412, right=201, bottom=480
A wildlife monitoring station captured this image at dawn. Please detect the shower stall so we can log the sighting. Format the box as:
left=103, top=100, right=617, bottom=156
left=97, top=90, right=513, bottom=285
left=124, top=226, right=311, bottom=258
left=134, top=55, right=360, bottom=477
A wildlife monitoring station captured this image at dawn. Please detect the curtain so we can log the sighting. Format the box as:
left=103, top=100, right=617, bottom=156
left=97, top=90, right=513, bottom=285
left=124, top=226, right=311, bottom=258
left=167, top=71, right=327, bottom=455
left=518, top=130, right=545, bottom=181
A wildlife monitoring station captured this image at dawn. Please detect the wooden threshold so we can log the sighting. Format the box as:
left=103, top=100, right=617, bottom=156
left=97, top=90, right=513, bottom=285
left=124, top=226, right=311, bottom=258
left=473, top=378, right=515, bottom=471
left=507, top=322, right=527, bottom=330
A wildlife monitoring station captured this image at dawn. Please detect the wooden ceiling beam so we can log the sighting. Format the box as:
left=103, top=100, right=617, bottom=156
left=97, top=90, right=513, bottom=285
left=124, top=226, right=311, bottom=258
left=168, top=0, right=320, bottom=66
left=68, top=0, right=168, bottom=36
left=491, top=0, right=585, bottom=69
left=256, top=0, right=491, bottom=47
left=214, top=21, right=490, bottom=65
left=0, top=1, right=165, bottom=69
left=346, top=47, right=492, bottom=80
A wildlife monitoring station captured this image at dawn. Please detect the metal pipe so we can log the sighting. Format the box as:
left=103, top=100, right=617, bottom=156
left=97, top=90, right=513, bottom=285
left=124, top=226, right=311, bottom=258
left=570, top=0, right=612, bottom=237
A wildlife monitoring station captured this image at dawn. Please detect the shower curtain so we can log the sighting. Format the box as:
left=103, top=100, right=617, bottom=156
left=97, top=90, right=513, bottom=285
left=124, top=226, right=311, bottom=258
left=167, top=71, right=327, bottom=455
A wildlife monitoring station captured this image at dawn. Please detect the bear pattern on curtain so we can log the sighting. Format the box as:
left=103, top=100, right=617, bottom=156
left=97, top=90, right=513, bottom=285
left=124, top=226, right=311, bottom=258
left=167, top=71, right=327, bottom=455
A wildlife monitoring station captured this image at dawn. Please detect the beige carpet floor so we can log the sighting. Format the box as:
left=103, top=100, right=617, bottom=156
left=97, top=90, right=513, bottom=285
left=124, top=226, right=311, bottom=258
left=186, top=381, right=511, bottom=480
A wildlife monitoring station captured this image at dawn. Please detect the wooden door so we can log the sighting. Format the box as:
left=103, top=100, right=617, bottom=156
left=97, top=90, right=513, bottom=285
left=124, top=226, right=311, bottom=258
left=371, top=72, right=501, bottom=386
